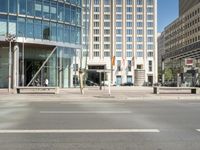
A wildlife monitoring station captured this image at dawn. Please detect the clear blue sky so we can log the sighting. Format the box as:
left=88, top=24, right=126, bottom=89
left=158, top=0, right=179, bottom=32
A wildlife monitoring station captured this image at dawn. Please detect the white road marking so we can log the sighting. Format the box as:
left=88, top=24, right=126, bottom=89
left=0, top=129, right=160, bottom=133
left=40, top=111, right=132, bottom=114
left=196, top=129, right=200, bottom=132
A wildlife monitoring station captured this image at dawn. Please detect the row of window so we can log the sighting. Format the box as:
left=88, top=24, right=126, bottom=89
left=92, top=50, right=153, bottom=58
left=0, top=15, right=81, bottom=44
left=94, top=0, right=154, bottom=5
left=0, top=0, right=81, bottom=25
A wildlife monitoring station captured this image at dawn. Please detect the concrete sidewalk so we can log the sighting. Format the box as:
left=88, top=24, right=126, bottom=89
left=0, top=87, right=200, bottom=101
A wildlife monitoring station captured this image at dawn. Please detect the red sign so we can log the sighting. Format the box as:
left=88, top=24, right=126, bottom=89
left=185, top=58, right=193, bottom=66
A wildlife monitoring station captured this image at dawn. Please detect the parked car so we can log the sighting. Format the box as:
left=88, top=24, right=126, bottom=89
left=121, top=82, right=133, bottom=86
left=86, top=80, right=98, bottom=86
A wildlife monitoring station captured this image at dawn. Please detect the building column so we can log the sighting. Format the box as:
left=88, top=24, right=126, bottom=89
left=13, top=44, right=19, bottom=92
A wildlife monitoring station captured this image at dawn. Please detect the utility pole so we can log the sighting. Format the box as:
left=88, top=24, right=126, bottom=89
left=5, top=34, right=16, bottom=93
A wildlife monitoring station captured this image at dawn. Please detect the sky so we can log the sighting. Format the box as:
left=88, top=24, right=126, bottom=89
left=157, top=0, right=179, bottom=33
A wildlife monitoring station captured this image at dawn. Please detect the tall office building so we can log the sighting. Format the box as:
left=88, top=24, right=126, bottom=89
left=0, top=0, right=82, bottom=89
left=86, top=0, right=157, bottom=86
left=162, top=0, right=200, bottom=86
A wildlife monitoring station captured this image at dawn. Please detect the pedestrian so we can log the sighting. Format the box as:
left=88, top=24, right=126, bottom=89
left=45, top=78, right=49, bottom=87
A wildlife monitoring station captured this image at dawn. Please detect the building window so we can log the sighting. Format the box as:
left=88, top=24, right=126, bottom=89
left=35, top=1, right=42, bottom=17
left=126, top=51, right=132, bottom=57
left=94, top=0, right=100, bottom=5
left=126, top=37, right=132, bottom=42
left=73, top=64, right=79, bottom=71
left=147, top=22, right=154, bottom=27
left=147, top=7, right=153, bottom=13
left=27, top=19, right=34, bottom=38
left=126, top=14, right=132, bottom=20
left=94, top=51, right=100, bottom=57
left=127, top=60, right=131, bottom=71
left=116, top=51, right=122, bottom=57
left=17, top=17, right=25, bottom=37
left=126, top=0, right=132, bottom=5
left=43, top=21, right=50, bottom=40
left=116, top=36, right=122, bottom=42
left=137, top=29, right=143, bottom=35
left=126, top=29, right=132, bottom=35
left=116, top=7, right=122, bottom=12
left=149, top=60, right=152, bottom=72
left=127, top=44, right=132, bottom=50
left=136, top=51, right=143, bottom=57
left=0, top=0, right=8, bottom=13
left=137, top=44, right=143, bottom=50
left=126, top=22, right=132, bottom=27
left=9, top=0, right=17, bottom=13
left=147, top=51, right=153, bottom=57
left=104, top=51, right=110, bottom=57
left=104, top=7, right=110, bottom=12
left=126, top=7, right=132, bottom=13
left=0, top=16, right=7, bottom=36
left=116, top=22, right=122, bottom=27
left=51, top=2, right=57, bottom=20
left=58, top=23, right=64, bottom=42
left=147, top=0, right=153, bottom=5
left=137, top=65, right=143, bottom=69
left=94, top=44, right=99, bottom=49
left=104, top=22, right=110, bottom=27
left=43, top=1, right=50, bottom=19
left=94, top=14, right=100, bottom=20
left=137, top=15, right=143, bottom=20
left=104, top=44, right=110, bottom=49
left=116, top=0, right=122, bottom=5
left=104, top=0, right=110, bottom=5
left=117, top=60, right=121, bottom=71
left=19, top=0, right=26, bottom=15
left=116, top=29, right=122, bottom=34
left=116, top=14, right=122, bottom=20
left=127, top=76, right=132, bottom=83
left=136, top=7, right=143, bottom=12
left=34, top=20, right=42, bottom=39
left=137, top=0, right=143, bottom=5
left=116, top=44, right=122, bottom=49
left=137, top=22, right=143, bottom=27
left=136, top=37, right=143, bottom=42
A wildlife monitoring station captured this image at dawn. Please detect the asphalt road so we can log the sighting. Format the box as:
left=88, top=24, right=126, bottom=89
left=0, top=100, right=200, bottom=150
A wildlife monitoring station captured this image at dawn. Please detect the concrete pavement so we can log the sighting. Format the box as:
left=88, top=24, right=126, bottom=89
left=0, top=86, right=200, bottom=101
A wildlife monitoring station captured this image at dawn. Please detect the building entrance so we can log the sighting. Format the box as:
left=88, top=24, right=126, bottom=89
left=25, top=60, right=48, bottom=86
left=87, top=65, right=106, bottom=85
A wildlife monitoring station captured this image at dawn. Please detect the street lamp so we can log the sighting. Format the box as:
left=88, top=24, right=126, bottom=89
left=5, top=33, right=16, bottom=93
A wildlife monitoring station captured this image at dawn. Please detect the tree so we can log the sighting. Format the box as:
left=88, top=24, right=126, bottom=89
left=164, top=68, right=173, bottom=81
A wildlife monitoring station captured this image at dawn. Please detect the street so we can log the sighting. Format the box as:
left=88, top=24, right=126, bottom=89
left=0, top=100, right=200, bottom=149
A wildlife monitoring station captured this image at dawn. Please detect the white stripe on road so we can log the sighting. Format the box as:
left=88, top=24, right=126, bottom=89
left=0, top=129, right=160, bottom=133
left=196, top=129, right=200, bottom=132
left=40, top=111, right=132, bottom=114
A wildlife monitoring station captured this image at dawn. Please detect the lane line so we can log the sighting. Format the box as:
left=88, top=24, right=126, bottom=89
left=0, top=129, right=160, bottom=133
left=196, top=129, right=200, bottom=132
left=40, top=111, right=132, bottom=114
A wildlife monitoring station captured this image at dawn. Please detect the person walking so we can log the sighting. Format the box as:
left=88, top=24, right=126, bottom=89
left=44, top=78, right=49, bottom=87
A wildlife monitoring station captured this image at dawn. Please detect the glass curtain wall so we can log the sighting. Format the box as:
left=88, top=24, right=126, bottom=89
left=0, top=47, right=9, bottom=88
left=20, top=47, right=74, bottom=88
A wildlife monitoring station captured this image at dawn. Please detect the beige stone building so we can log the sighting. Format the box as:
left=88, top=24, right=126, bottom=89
left=162, top=0, right=200, bottom=86
left=84, top=0, right=157, bottom=86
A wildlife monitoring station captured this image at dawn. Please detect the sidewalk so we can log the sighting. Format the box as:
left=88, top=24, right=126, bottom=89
left=0, top=87, right=200, bottom=101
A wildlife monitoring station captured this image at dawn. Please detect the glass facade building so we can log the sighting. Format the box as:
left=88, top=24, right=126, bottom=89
left=0, top=0, right=82, bottom=88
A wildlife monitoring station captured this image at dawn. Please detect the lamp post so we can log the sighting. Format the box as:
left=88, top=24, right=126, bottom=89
left=5, top=33, right=16, bottom=93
